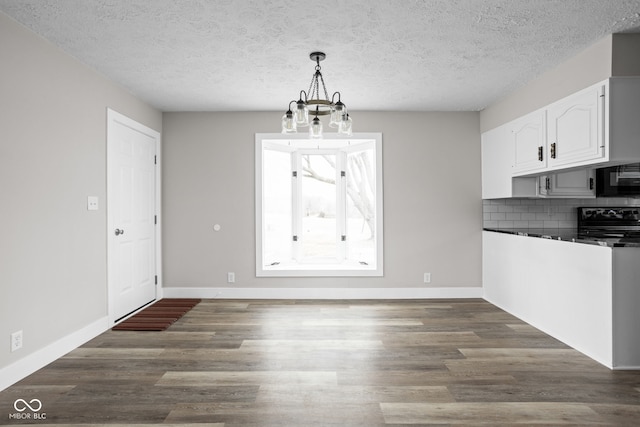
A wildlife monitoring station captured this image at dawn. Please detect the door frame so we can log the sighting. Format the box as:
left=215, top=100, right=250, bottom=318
left=106, top=108, right=162, bottom=324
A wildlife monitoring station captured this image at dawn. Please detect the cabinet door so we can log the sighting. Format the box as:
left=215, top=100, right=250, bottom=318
left=539, top=169, right=595, bottom=198
left=482, top=125, right=537, bottom=199
left=547, top=83, right=605, bottom=168
left=511, top=110, right=547, bottom=175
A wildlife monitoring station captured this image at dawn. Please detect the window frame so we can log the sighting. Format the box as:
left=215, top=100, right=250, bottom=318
left=255, top=133, right=383, bottom=277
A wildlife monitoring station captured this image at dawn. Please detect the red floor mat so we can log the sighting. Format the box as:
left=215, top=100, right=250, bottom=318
left=112, top=298, right=201, bottom=331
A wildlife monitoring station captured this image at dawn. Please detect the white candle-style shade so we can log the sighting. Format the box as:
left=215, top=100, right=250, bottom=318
left=281, top=112, right=297, bottom=133
left=295, top=101, right=309, bottom=126
left=338, top=114, right=352, bottom=136
left=309, top=116, right=323, bottom=139
left=329, top=102, right=345, bottom=128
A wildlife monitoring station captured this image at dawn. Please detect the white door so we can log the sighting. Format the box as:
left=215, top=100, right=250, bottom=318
left=107, top=109, right=160, bottom=323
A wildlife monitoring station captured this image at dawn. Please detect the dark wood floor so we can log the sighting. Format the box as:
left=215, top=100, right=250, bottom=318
left=2, top=299, right=640, bottom=425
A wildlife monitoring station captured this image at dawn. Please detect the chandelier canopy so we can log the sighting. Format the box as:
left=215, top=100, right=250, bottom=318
left=281, top=52, right=352, bottom=138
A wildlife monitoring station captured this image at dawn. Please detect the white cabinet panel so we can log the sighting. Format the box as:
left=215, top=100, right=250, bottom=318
left=539, top=169, right=595, bottom=198
left=483, top=231, right=640, bottom=369
left=483, top=231, right=613, bottom=367
left=511, top=110, right=547, bottom=175
left=547, top=83, right=605, bottom=168
left=481, top=124, right=537, bottom=199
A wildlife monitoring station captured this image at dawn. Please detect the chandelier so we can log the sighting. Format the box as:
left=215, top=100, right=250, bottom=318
left=281, top=52, right=352, bottom=138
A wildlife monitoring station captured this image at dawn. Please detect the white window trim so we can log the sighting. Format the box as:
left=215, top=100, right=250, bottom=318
left=255, top=133, right=383, bottom=277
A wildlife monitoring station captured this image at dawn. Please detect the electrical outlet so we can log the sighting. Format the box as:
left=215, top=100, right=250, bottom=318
left=11, top=330, right=23, bottom=352
left=227, top=272, right=235, bottom=283
left=87, top=196, right=99, bottom=211
left=424, top=273, right=431, bottom=284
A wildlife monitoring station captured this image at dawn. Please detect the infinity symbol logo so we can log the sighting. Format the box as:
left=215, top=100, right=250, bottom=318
left=13, top=398, right=42, bottom=412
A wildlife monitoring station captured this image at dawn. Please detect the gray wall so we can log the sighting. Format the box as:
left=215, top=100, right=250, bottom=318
left=162, top=111, right=482, bottom=290
left=0, top=12, right=161, bottom=371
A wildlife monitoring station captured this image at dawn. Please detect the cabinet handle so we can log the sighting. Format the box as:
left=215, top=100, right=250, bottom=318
left=538, top=146, right=543, bottom=161
left=550, top=142, right=557, bottom=159
left=589, top=177, right=594, bottom=190
left=545, top=177, right=551, bottom=190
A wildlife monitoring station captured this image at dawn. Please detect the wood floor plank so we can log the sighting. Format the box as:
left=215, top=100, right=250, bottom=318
left=156, top=370, right=338, bottom=386
left=380, top=402, right=603, bottom=424
left=255, top=384, right=455, bottom=404
left=164, top=401, right=385, bottom=425
left=239, top=339, right=385, bottom=351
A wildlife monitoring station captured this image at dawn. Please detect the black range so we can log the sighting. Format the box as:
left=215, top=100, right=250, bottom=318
left=578, top=207, right=640, bottom=243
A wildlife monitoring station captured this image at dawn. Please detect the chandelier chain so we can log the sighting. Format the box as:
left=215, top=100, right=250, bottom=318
left=319, top=72, right=330, bottom=102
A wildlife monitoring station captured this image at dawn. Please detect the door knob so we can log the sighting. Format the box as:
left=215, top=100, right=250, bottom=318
left=114, top=228, right=124, bottom=236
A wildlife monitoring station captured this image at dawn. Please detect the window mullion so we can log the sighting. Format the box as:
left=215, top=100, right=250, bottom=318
left=337, top=150, right=347, bottom=262
left=291, top=152, right=301, bottom=262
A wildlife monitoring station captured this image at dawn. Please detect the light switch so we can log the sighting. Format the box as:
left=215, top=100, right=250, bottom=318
left=87, top=196, right=99, bottom=211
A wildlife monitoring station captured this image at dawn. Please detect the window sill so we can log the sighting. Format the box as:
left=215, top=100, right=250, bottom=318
left=258, top=261, right=382, bottom=277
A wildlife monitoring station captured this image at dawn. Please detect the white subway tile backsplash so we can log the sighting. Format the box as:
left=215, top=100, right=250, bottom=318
left=483, top=197, right=640, bottom=231
left=528, top=205, right=545, bottom=213
left=498, top=220, right=515, bottom=228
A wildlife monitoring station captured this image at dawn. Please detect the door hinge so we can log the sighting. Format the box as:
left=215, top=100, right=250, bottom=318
left=341, top=235, right=347, bottom=241
left=154, top=215, right=157, bottom=225
left=292, top=171, right=297, bottom=178
left=155, top=275, right=158, bottom=285
left=341, top=171, right=346, bottom=177
left=293, top=235, right=298, bottom=241
left=154, top=155, right=157, bottom=165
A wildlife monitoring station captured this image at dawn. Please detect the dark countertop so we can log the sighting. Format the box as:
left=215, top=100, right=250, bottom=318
left=483, top=227, right=640, bottom=248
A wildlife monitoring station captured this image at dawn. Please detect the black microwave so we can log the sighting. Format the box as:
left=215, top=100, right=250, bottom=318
left=596, top=163, right=640, bottom=197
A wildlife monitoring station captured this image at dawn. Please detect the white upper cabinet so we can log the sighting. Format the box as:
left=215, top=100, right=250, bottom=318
left=481, top=123, right=537, bottom=199
left=481, top=77, right=640, bottom=198
left=511, top=110, right=547, bottom=175
left=546, top=82, right=605, bottom=168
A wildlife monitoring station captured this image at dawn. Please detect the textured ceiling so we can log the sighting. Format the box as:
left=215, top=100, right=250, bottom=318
left=1, top=0, right=640, bottom=112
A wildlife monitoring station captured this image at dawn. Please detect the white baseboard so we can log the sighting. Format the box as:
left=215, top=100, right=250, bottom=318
left=613, top=365, right=640, bottom=370
left=0, top=316, right=109, bottom=392
left=162, top=286, right=484, bottom=300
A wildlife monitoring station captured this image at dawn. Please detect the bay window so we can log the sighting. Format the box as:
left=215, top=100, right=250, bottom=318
left=256, top=133, right=383, bottom=277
